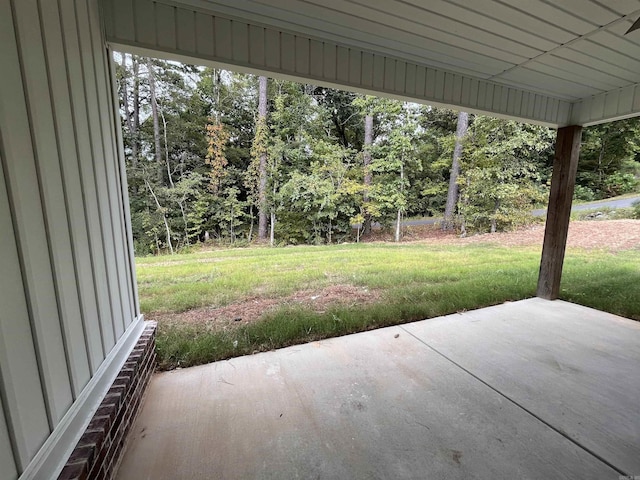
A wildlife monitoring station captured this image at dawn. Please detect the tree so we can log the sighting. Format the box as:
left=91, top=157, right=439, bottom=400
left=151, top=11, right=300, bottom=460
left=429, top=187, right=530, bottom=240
left=362, top=113, right=374, bottom=235
left=352, top=95, right=401, bottom=237
left=205, top=121, right=230, bottom=193
left=280, top=139, right=358, bottom=244
left=368, top=102, right=420, bottom=241
left=415, top=107, right=459, bottom=217
left=115, top=53, right=640, bottom=252
left=147, top=59, right=163, bottom=182
left=577, top=119, right=640, bottom=198
left=264, top=80, right=327, bottom=244
left=313, top=87, right=363, bottom=150
left=117, top=54, right=138, bottom=165
left=256, top=76, right=269, bottom=240
left=458, top=116, right=554, bottom=234
left=442, top=111, right=468, bottom=230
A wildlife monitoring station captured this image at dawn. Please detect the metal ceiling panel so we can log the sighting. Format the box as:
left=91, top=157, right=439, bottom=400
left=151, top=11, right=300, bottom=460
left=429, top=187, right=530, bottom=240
left=101, top=0, right=640, bottom=126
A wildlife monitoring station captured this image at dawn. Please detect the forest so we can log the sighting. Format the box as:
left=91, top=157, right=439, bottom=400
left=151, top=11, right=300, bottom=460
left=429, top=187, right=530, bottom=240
left=114, top=54, right=640, bottom=255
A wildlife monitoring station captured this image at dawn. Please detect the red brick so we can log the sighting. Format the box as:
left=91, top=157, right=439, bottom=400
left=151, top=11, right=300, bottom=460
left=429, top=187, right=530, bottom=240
left=86, top=416, right=111, bottom=436
left=57, top=461, right=87, bottom=480
left=108, top=384, right=126, bottom=397
left=59, top=324, right=157, bottom=480
left=95, top=405, right=116, bottom=422
left=78, top=431, right=105, bottom=452
left=113, top=375, right=132, bottom=391
left=67, top=446, right=95, bottom=466
left=102, top=392, right=123, bottom=410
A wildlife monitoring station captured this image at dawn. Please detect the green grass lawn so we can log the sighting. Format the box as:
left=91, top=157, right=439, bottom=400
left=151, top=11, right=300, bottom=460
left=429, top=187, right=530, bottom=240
left=137, top=242, right=640, bottom=370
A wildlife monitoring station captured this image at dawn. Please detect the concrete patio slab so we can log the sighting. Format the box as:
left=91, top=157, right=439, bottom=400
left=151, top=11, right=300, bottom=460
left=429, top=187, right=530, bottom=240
left=116, top=299, right=639, bottom=480
left=403, top=298, right=640, bottom=475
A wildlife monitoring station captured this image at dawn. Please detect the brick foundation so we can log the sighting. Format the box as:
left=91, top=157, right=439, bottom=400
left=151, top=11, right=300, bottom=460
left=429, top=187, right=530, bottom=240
left=58, top=322, right=157, bottom=480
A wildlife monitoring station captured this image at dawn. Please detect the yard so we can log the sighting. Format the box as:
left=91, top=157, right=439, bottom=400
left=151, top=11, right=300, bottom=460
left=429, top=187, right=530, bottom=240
left=137, top=220, right=640, bottom=370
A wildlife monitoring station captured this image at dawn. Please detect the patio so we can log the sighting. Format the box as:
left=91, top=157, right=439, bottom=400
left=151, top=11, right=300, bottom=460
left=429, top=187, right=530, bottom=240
left=116, top=298, right=640, bottom=479
left=5, top=1, right=640, bottom=477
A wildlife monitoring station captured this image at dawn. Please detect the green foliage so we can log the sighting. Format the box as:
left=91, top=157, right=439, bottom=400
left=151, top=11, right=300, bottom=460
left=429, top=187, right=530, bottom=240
left=578, top=118, right=640, bottom=198
left=633, top=200, right=640, bottom=219
left=279, top=140, right=359, bottom=243
left=314, top=87, right=364, bottom=149
left=115, top=53, right=640, bottom=250
left=573, top=184, right=596, bottom=202
left=458, top=116, right=553, bottom=233
left=366, top=103, right=422, bottom=234
left=603, top=172, right=638, bottom=196
left=208, top=187, right=247, bottom=243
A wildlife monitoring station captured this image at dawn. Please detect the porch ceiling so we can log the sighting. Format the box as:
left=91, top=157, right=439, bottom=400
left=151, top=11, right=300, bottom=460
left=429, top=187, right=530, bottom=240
left=103, top=0, right=640, bottom=126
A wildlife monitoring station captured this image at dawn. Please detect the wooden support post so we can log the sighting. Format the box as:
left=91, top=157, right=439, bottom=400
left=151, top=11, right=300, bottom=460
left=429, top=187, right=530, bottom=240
left=537, top=125, right=582, bottom=300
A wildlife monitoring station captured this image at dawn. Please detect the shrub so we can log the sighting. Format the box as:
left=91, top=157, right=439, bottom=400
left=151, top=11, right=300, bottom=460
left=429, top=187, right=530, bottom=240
left=573, top=185, right=595, bottom=202
left=604, top=173, right=639, bottom=197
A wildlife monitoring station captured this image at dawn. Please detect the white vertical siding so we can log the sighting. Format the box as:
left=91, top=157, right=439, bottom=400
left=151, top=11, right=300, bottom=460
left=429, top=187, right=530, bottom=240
left=14, top=0, right=92, bottom=398
left=0, top=0, right=141, bottom=476
left=572, top=84, right=640, bottom=126
left=0, top=393, right=17, bottom=480
left=0, top=146, right=50, bottom=475
left=59, top=0, right=117, bottom=355
left=1, top=0, right=74, bottom=430
left=101, top=0, right=574, bottom=127
left=76, top=0, right=127, bottom=342
left=40, top=0, right=105, bottom=375
left=88, top=0, right=135, bottom=335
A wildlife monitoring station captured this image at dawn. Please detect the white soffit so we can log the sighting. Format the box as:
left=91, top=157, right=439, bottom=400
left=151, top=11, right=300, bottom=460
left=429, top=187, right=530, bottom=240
left=102, top=0, right=640, bottom=127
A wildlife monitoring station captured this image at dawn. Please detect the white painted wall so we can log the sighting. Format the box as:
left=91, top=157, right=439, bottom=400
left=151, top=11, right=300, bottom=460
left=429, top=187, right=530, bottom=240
left=0, top=0, right=141, bottom=478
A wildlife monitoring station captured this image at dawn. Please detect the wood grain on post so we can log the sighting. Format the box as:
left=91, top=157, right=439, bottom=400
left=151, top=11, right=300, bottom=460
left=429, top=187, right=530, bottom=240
left=537, top=125, right=582, bottom=300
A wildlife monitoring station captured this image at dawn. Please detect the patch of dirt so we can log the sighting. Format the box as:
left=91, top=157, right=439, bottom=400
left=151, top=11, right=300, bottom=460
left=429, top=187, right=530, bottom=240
left=403, top=220, right=640, bottom=251
left=150, top=284, right=381, bottom=331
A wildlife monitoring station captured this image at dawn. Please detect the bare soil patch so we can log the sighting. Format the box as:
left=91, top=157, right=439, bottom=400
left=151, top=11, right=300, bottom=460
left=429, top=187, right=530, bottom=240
left=402, top=219, right=640, bottom=251
left=150, top=284, right=381, bottom=331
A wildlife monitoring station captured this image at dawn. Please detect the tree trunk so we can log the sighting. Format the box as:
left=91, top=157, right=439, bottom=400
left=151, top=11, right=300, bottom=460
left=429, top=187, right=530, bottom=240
left=147, top=59, right=163, bottom=183
left=395, top=161, right=404, bottom=243
left=443, top=111, right=469, bottom=230
left=160, top=108, right=173, bottom=188
left=270, top=211, right=275, bottom=247
left=597, top=141, right=606, bottom=187
left=248, top=205, right=254, bottom=242
left=459, top=177, right=470, bottom=238
left=363, top=113, right=373, bottom=235
left=144, top=178, right=174, bottom=255
left=257, top=76, right=269, bottom=240
left=491, top=200, right=499, bottom=233
left=119, top=54, right=136, bottom=165
left=132, top=56, right=140, bottom=165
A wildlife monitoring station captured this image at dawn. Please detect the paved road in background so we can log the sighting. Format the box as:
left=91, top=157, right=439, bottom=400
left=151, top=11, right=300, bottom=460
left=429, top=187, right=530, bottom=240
left=531, top=195, right=640, bottom=216
left=404, top=195, right=640, bottom=226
